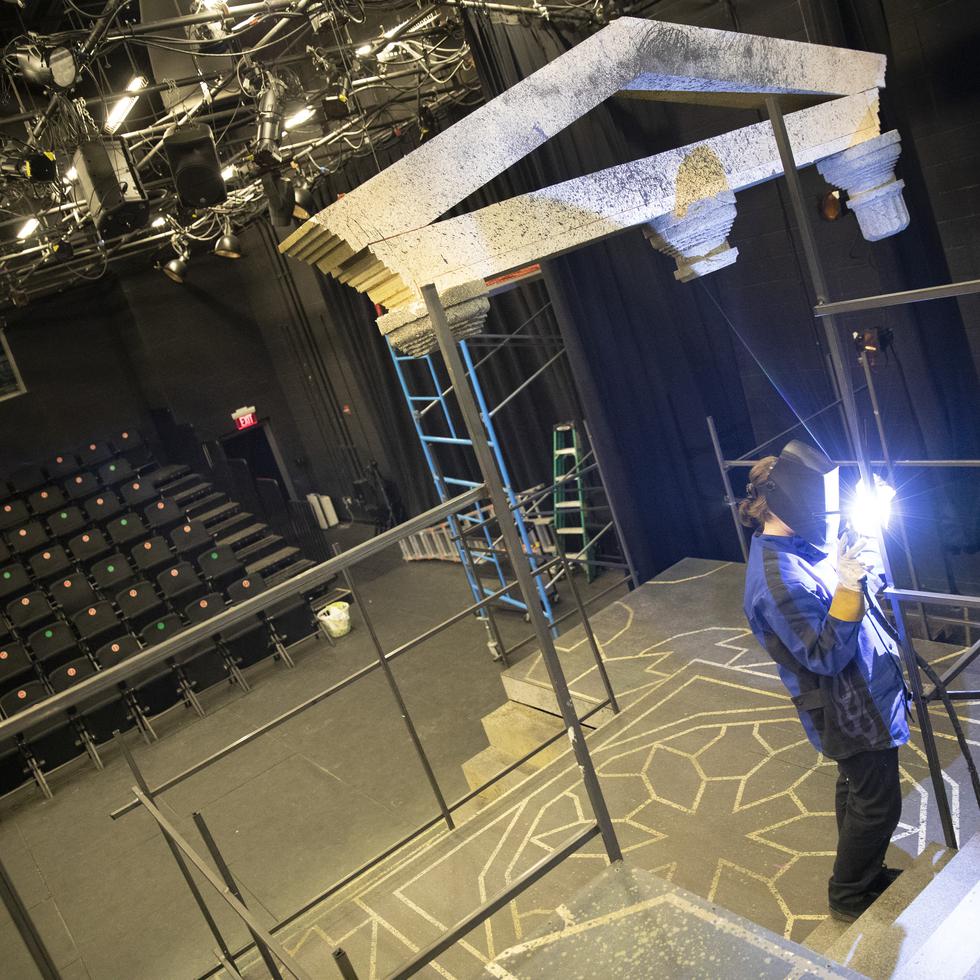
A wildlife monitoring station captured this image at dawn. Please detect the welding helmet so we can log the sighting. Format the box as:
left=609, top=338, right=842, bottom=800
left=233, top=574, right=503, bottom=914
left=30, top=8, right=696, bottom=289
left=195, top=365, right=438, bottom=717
left=757, top=440, right=839, bottom=547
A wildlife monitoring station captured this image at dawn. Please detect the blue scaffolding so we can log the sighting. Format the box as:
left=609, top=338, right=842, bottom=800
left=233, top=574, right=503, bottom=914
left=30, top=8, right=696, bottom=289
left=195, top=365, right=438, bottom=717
left=388, top=338, right=557, bottom=632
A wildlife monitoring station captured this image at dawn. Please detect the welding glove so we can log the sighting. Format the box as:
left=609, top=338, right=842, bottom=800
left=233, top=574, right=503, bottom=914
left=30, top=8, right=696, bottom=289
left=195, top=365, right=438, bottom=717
left=836, top=535, right=875, bottom=592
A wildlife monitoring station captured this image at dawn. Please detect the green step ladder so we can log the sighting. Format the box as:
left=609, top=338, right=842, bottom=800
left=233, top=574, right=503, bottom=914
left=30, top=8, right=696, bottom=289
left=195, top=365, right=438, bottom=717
left=553, top=422, right=596, bottom=582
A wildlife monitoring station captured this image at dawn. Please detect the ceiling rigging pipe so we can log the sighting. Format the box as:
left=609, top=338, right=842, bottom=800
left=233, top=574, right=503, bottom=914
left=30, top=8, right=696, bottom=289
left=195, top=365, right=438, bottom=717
left=135, top=0, right=313, bottom=171
left=29, top=0, right=130, bottom=143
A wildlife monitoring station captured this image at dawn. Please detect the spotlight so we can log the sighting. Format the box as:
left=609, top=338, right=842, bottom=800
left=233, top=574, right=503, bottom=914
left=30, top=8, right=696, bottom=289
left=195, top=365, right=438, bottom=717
left=163, top=251, right=189, bottom=283
left=214, top=221, right=242, bottom=259
left=262, top=172, right=295, bottom=228
left=848, top=476, right=896, bottom=538
left=1, top=149, right=57, bottom=183
left=15, top=46, right=78, bottom=91
left=151, top=215, right=167, bottom=229
left=292, top=181, right=314, bottom=220
left=819, top=189, right=843, bottom=221
left=253, top=74, right=286, bottom=168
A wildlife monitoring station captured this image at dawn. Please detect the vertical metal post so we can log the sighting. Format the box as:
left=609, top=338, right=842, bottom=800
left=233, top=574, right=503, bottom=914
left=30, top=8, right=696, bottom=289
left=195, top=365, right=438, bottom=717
left=583, top=418, right=641, bottom=589
left=333, top=545, right=455, bottom=831
left=456, top=521, right=510, bottom=665
left=765, top=96, right=957, bottom=848
left=423, top=283, right=622, bottom=863
left=113, top=734, right=235, bottom=958
left=0, top=856, right=61, bottom=980
left=858, top=351, right=931, bottom=639
left=332, top=947, right=360, bottom=979
left=192, top=812, right=284, bottom=980
left=555, top=538, right=619, bottom=713
left=707, top=415, right=749, bottom=562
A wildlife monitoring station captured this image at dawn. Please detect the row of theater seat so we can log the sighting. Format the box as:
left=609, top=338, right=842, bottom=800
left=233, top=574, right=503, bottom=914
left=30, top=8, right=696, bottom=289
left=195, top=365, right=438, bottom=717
left=0, top=429, right=325, bottom=799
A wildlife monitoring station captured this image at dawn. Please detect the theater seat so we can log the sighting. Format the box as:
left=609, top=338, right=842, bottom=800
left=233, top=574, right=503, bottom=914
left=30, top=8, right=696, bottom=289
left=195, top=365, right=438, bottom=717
left=77, top=441, right=113, bottom=468
left=83, top=491, right=123, bottom=525
left=98, top=459, right=135, bottom=486
left=28, top=486, right=67, bottom=516
left=7, top=591, right=56, bottom=632
left=67, top=528, right=112, bottom=564
left=50, top=573, right=98, bottom=616
left=47, top=453, right=80, bottom=481
left=47, top=507, right=86, bottom=540
left=29, top=546, right=72, bottom=585
left=116, top=580, right=166, bottom=633
left=0, top=563, right=32, bottom=601
left=27, top=621, right=77, bottom=670
left=65, top=471, right=98, bottom=501
left=7, top=520, right=50, bottom=556
left=121, top=479, right=157, bottom=510
left=89, top=553, right=136, bottom=594
left=0, top=499, right=30, bottom=529
left=107, top=512, right=147, bottom=549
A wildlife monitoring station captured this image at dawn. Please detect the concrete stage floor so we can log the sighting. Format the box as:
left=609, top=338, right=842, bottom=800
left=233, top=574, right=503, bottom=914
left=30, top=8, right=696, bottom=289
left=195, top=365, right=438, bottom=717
left=242, top=558, right=980, bottom=979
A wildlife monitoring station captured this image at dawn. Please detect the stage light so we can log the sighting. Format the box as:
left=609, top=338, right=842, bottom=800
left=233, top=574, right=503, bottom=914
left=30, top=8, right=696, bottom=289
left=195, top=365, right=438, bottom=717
left=105, top=76, right=147, bottom=134
left=820, top=190, right=842, bottom=221
left=254, top=74, right=286, bottom=168
left=214, top=220, right=242, bottom=259
left=284, top=106, right=315, bottom=130
left=151, top=215, right=167, bottom=228
left=16, top=217, right=40, bottom=239
left=163, top=251, right=189, bottom=283
left=221, top=165, right=235, bottom=181
left=63, top=165, right=77, bottom=182
left=848, top=476, right=896, bottom=537
left=292, top=181, right=314, bottom=220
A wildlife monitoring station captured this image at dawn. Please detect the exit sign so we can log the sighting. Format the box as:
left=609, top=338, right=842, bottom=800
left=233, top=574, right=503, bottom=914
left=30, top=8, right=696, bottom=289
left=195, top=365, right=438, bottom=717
left=231, top=405, right=258, bottom=430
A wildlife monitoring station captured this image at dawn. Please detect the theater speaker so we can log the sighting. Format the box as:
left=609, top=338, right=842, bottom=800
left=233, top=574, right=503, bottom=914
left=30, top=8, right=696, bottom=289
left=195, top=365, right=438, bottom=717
left=71, top=139, right=149, bottom=237
left=163, top=124, right=226, bottom=207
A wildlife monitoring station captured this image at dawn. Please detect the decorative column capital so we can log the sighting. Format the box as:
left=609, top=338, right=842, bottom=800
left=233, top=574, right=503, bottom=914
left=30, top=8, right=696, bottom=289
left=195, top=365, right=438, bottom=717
left=644, top=190, right=739, bottom=282
left=817, top=130, right=909, bottom=242
left=377, top=281, right=490, bottom=357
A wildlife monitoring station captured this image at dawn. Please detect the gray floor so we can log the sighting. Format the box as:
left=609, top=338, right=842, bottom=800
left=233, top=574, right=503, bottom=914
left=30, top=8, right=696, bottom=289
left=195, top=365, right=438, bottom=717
left=230, top=559, right=979, bottom=980
left=0, top=526, right=629, bottom=980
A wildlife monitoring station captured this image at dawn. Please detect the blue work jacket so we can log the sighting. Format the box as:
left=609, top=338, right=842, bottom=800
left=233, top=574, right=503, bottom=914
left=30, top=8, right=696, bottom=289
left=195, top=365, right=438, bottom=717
left=743, top=533, right=909, bottom=760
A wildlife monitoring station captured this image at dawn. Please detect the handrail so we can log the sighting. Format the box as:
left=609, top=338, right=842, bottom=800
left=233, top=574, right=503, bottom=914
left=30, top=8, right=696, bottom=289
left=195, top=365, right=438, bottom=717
left=0, top=485, right=484, bottom=742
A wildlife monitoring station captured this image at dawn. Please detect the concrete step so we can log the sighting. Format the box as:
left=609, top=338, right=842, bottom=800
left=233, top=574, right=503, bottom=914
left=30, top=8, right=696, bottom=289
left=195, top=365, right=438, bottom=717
left=823, top=834, right=979, bottom=978
left=804, top=841, right=952, bottom=956
left=462, top=745, right=536, bottom=804
left=481, top=701, right=571, bottom=771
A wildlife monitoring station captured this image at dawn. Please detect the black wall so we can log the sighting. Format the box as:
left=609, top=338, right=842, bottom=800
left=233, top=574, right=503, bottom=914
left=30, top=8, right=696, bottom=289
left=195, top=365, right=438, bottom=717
left=0, top=280, right=153, bottom=469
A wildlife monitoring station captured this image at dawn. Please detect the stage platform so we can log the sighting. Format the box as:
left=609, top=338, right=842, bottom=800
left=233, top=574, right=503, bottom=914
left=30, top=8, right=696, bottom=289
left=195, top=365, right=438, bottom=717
left=232, top=558, right=980, bottom=979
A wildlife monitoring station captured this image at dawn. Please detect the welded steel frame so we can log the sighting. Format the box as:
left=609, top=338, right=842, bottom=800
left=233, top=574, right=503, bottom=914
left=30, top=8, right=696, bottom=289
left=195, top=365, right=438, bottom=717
left=760, top=95, right=980, bottom=849
left=387, top=288, right=634, bottom=643
left=0, top=471, right=624, bottom=976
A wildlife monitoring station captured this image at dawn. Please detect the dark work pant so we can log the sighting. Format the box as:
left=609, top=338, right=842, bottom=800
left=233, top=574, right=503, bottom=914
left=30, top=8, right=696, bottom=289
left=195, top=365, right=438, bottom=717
left=829, top=747, right=903, bottom=910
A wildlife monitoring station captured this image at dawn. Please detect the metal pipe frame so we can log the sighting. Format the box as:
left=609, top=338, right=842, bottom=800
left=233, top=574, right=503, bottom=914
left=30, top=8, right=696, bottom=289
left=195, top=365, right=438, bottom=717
left=765, top=96, right=959, bottom=848
left=0, top=855, right=61, bottom=980
left=385, top=823, right=600, bottom=980
left=814, top=277, right=980, bottom=317
left=195, top=697, right=613, bottom=978
left=423, top=281, right=622, bottom=862
left=338, top=549, right=456, bottom=831
left=132, top=788, right=314, bottom=980
left=0, top=485, right=483, bottom=745
left=707, top=414, right=748, bottom=562
left=725, top=458, right=980, bottom=469
left=109, top=558, right=548, bottom=821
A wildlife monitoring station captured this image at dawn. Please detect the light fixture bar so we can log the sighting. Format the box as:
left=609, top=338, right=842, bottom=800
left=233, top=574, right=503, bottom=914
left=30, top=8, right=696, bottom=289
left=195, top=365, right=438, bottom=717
left=16, top=217, right=40, bottom=239
left=105, top=75, right=148, bottom=134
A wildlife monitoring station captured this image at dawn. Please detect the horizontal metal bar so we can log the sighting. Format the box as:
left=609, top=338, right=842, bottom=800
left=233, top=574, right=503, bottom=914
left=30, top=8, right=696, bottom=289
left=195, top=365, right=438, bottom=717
left=133, top=788, right=313, bottom=980
left=506, top=574, right=631, bottom=658
left=885, top=588, right=980, bottom=611
left=488, top=349, right=566, bottom=418
left=421, top=435, right=473, bottom=446
left=443, top=478, right=482, bottom=488
left=724, top=458, right=980, bottom=469
left=447, top=699, right=609, bottom=812
left=923, top=638, right=980, bottom=702
left=814, top=278, right=980, bottom=317
left=385, top=823, right=600, bottom=980
left=0, top=486, right=484, bottom=743
left=194, top=701, right=612, bottom=978
left=112, top=559, right=531, bottom=820
left=941, top=691, right=980, bottom=702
